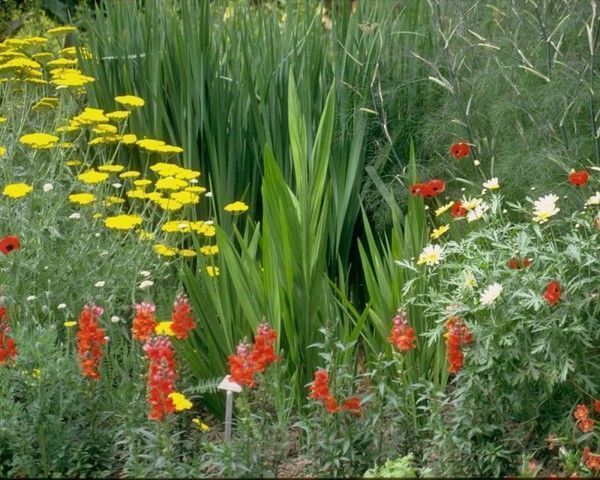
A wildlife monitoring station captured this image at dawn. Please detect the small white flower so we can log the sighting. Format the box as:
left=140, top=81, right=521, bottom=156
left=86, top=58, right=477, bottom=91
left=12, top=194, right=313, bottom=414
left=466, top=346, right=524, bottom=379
left=482, top=177, right=499, bottom=190
left=112, top=183, right=122, bottom=189
left=205, top=192, right=213, bottom=198
left=139, top=270, right=151, bottom=277
left=26, top=295, right=37, bottom=301
left=42, top=183, right=54, bottom=192
left=480, top=283, right=503, bottom=306
left=57, top=303, right=67, bottom=310
left=95, top=232, right=101, bottom=238
left=69, top=212, right=81, bottom=220
left=584, top=192, right=600, bottom=207
left=110, top=316, right=120, bottom=323
left=416, top=244, right=444, bottom=266
left=530, top=187, right=536, bottom=191
left=138, top=280, right=154, bottom=290
left=104, top=336, right=110, bottom=342
left=189, top=178, right=199, bottom=184
left=94, top=281, right=105, bottom=288
left=204, top=220, right=214, bottom=225
left=473, top=160, right=481, bottom=166
left=424, top=205, right=429, bottom=210
left=532, top=194, right=560, bottom=224
left=467, top=202, right=489, bottom=222
left=464, top=272, right=477, bottom=288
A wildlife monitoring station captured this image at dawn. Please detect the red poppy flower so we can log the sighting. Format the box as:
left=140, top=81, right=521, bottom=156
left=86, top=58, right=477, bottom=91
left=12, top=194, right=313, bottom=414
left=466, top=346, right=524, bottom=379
left=0, top=235, right=20, bottom=255
left=544, top=280, right=561, bottom=306
left=507, top=257, right=533, bottom=269
left=422, top=179, right=446, bottom=197
left=410, top=183, right=425, bottom=196
left=568, top=170, right=589, bottom=187
left=450, top=201, right=467, bottom=218
left=449, top=142, right=470, bottom=159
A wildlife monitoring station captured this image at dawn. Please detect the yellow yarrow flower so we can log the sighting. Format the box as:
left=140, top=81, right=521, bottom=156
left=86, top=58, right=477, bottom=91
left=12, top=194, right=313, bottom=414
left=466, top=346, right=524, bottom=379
left=170, top=191, right=200, bottom=205
left=162, top=221, right=192, bottom=233
left=78, top=169, right=109, bottom=184
left=137, top=139, right=165, bottom=152
left=105, top=196, right=125, bottom=205
left=19, top=132, right=59, bottom=149
left=139, top=230, right=155, bottom=241
left=430, top=224, right=450, bottom=240
left=68, top=192, right=96, bottom=205
left=154, top=244, right=178, bottom=257
left=155, top=177, right=188, bottom=191
left=115, top=95, right=145, bottom=108
left=92, top=124, right=118, bottom=135
left=119, top=170, right=141, bottom=179
left=126, top=189, right=146, bottom=200
left=97, top=164, right=125, bottom=173
left=64, top=320, right=78, bottom=327
left=0, top=146, right=5, bottom=156
left=224, top=201, right=249, bottom=213
left=105, top=110, right=130, bottom=121
left=134, top=179, right=152, bottom=187
left=65, top=159, right=83, bottom=167
left=155, top=197, right=183, bottom=212
left=168, top=392, right=193, bottom=411
left=179, top=249, right=197, bottom=258
left=72, top=107, right=108, bottom=125
left=206, top=266, right=220, bottom=277
left=200, top=245, right=219, bottom=256
left=2, top=183, right=32, bottom=198
left=104, top=214, right=143, bottom=231
left=120, top=134, right=137, bottom=145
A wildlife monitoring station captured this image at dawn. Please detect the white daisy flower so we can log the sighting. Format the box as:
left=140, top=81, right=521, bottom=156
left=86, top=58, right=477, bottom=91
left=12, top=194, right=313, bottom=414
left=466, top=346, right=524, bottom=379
left=467, top=202, right=489, bottom=222
left=416, top=244, right=444, bottom=266
left=532, top=194, right=560, bottom=223
left=480, top=283, right=503, bottom=305
left=584, top=192, right=600, bottom=207
left=482, top=177, right=499, bottom=190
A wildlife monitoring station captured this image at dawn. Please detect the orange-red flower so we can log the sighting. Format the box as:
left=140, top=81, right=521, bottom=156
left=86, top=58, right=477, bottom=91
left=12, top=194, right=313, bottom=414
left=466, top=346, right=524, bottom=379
left=411, top=179, right=446, bottom=198
left=594, top=399, right=600, bottom=413
left=0, top=307, right=17, bottom=365
left=544, top=280, right=561, bottom=306
left=582, top=446, right=600, bottom=471
left=569, top=170, right=589, bottom=187
left=0, top=235, right=20, bottom=255
left=450, top=201, right=467, bottom=218
left=574, top=403, right=595, bottom=433
left=143, top=336, right=177, bottom=421
left=228, top=323, right=278, bottom=388
left=507, top=257, right=532, bottom=269
left=76, top=304, right=106, bottom=380
left=342, top=396, right=362, bottom=416
left=170, top=293, right=196, bottom=340
left=444, top=316, right=473, bottom=373
left=132, top=302, right=157, bottom=341
left=388, top=310, right=416, bottom=352
left=449, top=142, right=470, bottom=159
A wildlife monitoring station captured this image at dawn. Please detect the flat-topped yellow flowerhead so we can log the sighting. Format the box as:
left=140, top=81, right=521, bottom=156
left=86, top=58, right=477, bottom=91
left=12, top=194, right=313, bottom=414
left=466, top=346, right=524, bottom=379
left=19, top=132, right=59, bottom=149
left=68, top=192, right=96, bottom=205
left=3, top=183, right=32, bottom=198
left=115, top=95, right=145, bottom=108
left=104, top=214, right=143, bottom=231
left=224, top=201, right=249, bottom=213
left=77, top=169, right=109, bottom=184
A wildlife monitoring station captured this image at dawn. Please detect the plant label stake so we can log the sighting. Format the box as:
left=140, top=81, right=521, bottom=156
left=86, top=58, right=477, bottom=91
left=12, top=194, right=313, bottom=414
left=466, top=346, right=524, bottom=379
left=218, top=375, right=242, bottom=441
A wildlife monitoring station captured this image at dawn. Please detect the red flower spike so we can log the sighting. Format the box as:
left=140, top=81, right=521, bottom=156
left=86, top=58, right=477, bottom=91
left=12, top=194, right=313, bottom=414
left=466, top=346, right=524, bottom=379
left=143, top=336, right=177, bottom=421
left=568, top=170, right=589, bottom=187
left=449, top=142, right=471, bottom=159
left=324, top=395, right=340, bottom=414
left=388, top=310, right=416, bottom=352
left=132, top=302, right=158, bottom=342
left=342, top=396, right=361, bottom=416
left=170, top=293, right=196, bottom=340
left=444, top=317, right=473, bottom=373
left=76, top=304, right=106, bottom=380
left=450, top=201, right=467, bottom=218
left=228, top=323, right=279, bottom=388
left=0, top=235, right=20, bottom=255
left=0, top=308, right=17, bottom=364
left=544, top=280, right=561, bottom=306
left=594, top=399, right=600, bottom=413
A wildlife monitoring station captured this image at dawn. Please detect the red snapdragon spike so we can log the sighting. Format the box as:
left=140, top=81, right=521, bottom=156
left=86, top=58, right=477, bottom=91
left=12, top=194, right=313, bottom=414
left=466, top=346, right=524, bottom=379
left=594, top=399, right=600, bottom=413
left=228, top=342, right=255, bottom=387
left=450, top=201, right=467, bottom=218
left=132, top=302, right=157, bottom=342
left=0, top=306, right=6, bottom=321
left=76, top=304, right=106, bottom=380
left=342, top=396, right=361, bottom=416
left=0, top=235, right=20, bottom=255
left=310, top=369, right=331, bottom=401
left=544, top=280, right=561, bottom=306
left=444, top=317, right=473, bottom=373
left=568, top=170, right=589, bottom=187
left=170, top=293, right=196, bottom=340
left=143, top=336, right=177, bottom=421
left=449, top=142, right=470, bottom=159
left=388, top=311, right=416, bottom=352
left=324, top=395, right=340, bottom=414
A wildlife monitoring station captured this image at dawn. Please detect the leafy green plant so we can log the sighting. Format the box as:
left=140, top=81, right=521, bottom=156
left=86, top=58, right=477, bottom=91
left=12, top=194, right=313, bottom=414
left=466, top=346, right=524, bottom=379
left=364, top=454, right=417, bottom=478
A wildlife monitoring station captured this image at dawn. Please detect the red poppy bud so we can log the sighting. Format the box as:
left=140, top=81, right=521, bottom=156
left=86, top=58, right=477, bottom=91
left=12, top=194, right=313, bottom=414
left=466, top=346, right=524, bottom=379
left=449, top=142, right=470, bottom=159
left=450, top=201, right=467, bottom=218
left=544, top=280, right=561, bottom=306
left=568, top=170, right=589, bottom=187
